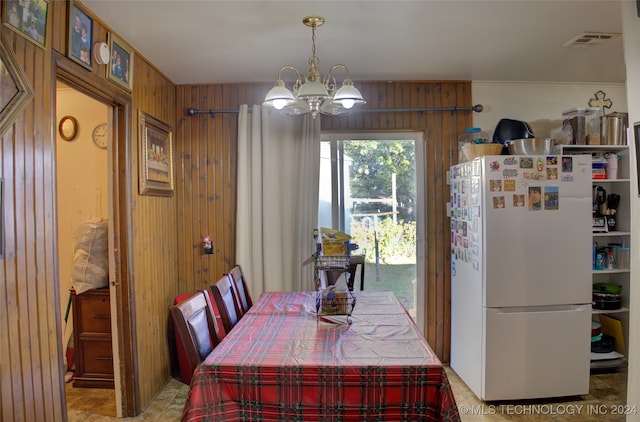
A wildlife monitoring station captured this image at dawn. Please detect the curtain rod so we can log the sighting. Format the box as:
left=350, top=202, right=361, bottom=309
left=186, top=104, right=483, bottom=117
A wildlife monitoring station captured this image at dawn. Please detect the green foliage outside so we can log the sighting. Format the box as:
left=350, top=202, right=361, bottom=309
left=350, top=217, right=416, bottom=264
left=344, top=140, right=416, bottom=222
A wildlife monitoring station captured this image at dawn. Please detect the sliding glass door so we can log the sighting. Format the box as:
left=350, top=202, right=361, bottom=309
left=319, top=132, right=425, bottom=327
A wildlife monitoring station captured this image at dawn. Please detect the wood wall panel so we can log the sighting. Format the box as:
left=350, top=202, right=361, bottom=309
left=0, top=25, right=63, bottom=421
left=129, top=55, right=177, bottom=408
left=175, top=81, right=471, bottom=361
left=175, top=83, right=270, bottom=295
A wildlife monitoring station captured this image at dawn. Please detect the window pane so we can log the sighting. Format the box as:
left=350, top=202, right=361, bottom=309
left=318, top=138, right=418, bottom=319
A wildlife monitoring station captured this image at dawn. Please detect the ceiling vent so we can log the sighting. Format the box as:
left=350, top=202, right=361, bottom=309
left=563, top=32, right=620, bottom=48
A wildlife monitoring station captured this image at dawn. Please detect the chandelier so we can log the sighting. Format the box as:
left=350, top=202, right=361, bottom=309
left=263, top=16, right=366, bottom=118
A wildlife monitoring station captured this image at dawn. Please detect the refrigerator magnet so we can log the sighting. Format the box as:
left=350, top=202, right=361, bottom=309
left=544, top=186, right=559, bottom=210
left=547, top=157, right=558, bottom=165
left=528, top=186, right=542, bottom=210
left=562, top=157, right=573, bottom=172
left=503, top=168, right=518, bottom=179
left=504, top=157, right=518, bottom=166
left=547, top=167, right=558, bottom=180
left=520, top=157, right=534, bottom=168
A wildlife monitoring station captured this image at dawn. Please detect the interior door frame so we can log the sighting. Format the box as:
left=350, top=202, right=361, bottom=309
left=53, top=51, right=139, bottom=416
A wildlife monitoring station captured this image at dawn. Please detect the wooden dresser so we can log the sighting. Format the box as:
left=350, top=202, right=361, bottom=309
left=71, top=287, right=114, bottom=388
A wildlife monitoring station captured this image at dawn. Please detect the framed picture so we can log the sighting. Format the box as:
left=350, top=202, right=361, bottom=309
left=107, top=32, right=133, bottom=92
left=2, top=0, right=48, bottom=48
left=0, top=33, right=34, bottom=138
left=139, top=111, right=174, bottom=196
left=67, top=1, right=92, bottom=70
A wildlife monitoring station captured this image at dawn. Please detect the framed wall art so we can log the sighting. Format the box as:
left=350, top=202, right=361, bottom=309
left=2, top=0, right=48, bottom=48
left=107, top=32, right=133, bottom=92
left=139, top=111, right=174, bottom=196
left=0, top=33, right=34, bottom=138
left=67, top=1, right=93, bottom=70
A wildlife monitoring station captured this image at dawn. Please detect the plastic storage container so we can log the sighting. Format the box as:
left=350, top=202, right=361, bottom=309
left=458, top=127, right=489, bottom=162
left=562, top=107, right=600, bottom=145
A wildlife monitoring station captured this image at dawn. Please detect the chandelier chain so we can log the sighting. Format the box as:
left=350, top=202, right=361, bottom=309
left=310, top=24, right=318, bottom=67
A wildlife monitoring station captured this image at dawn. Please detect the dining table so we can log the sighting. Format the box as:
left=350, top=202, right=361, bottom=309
left=182, top=290, right=460, bottom=421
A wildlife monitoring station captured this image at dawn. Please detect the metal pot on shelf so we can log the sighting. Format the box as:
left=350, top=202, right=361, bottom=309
left=600, top=112, right=627, bottom=145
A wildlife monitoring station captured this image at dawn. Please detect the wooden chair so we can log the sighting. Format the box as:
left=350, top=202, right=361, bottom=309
left=210, top=276, right=242, bottom=333
left=348, top=255, right=366, bottom=291
left=226, top=265, right=253, bottom=315
left=170, top=290, right=223, bottom=384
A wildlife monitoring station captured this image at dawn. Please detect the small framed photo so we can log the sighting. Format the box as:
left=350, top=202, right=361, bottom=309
left=107, top=32, right=133, bottom=92
left=67, top=1, right=93, bottom=69
left=2, top=0, right=49, bottom=49
left=139, top=111, right=174, bottom=196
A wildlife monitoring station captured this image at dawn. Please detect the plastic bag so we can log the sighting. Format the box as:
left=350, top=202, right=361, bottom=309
left=71, top=218, right=109, bottom=295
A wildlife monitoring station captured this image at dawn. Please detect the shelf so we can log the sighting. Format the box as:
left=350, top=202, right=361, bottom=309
left=592, top=269, right=630, bottom=274
left=590, top=356, right=626, bottom=370
left=592, top=178, right=630, bottom=183
left=561, top=144, right=629, bottom=153
left=593, top=231, right=630, bottom=237
left=591, top=350, right=624, bottom=361
left=592, top=307, right=629, bottom=315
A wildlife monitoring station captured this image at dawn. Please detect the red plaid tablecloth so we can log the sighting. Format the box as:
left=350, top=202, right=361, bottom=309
left=182, top=291, right=460, bottom=421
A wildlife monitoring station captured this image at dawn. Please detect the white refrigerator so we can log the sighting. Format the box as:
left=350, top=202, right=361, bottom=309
left=449, top=154, right=592, bottom=401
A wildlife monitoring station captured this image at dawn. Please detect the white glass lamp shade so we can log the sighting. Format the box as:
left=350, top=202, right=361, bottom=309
left=264, top=81, right=296, bottom=110
left=296, top=78, right=330, bottom=100
left=333, top=80, right=365, bottom=109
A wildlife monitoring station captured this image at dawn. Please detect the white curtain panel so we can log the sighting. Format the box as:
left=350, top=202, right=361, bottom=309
left=236, top=105, right=320, bottom=295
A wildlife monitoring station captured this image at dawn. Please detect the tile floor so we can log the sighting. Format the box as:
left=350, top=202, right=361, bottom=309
left=446, top=366, right=629, bottom=421
left=66, top=368, right=628, bottom=421
left=65, top=377, right=188, bottom=421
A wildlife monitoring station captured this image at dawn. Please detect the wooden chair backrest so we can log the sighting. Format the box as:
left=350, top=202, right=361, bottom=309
left=169, top=290, right=222, bottom=378
left=210, top=276, right=242, bottom=333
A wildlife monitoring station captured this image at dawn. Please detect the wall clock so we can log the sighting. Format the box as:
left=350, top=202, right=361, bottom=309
left=92, top=123, right=108, bottom=149
left=58, top=116, right=78, bottom=141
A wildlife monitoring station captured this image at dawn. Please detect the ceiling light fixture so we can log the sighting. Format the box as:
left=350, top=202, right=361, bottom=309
left=263, top=16, right=366, bottom=118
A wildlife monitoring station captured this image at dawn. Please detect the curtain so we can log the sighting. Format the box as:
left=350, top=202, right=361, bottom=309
left=236, top=105, right=320, bottom=296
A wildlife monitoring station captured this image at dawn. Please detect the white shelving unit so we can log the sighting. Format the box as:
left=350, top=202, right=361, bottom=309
left=558, top=144, right=631, bottom=370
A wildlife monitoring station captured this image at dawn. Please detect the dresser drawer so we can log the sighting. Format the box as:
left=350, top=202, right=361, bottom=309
left=77, top=337, right=113, bottom=374
left=74, top=289, right=111, bottom=334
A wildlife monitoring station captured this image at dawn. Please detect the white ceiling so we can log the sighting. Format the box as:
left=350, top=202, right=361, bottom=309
left=82, top=0, right=626, bottom=86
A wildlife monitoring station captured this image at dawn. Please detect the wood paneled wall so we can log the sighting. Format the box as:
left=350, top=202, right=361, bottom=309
left=0, top=28, right=62, bottom=422
left=1, top=1, right=177, bottom=419
left=129, top=57, right=177, bottom=410
left=175, top=81, right=472, bottom=361
left=175, top=84, right=269, bottom=293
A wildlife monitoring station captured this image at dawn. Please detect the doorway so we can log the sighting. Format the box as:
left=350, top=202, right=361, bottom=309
left=54, top=52, right=137, bottom=417
left=319, top=132, right=426, bottom=330
left=55, top=80, right=117, bottom=416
